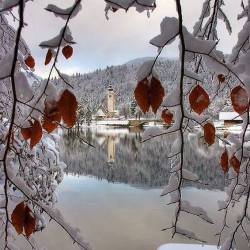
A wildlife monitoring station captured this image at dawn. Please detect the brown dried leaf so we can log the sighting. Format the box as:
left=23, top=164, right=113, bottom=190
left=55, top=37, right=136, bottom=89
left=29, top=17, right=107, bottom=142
left=30, top=119, right=42, bottom=149
left=21, top=127, right=31, bottom=140
left=230, top=156, right=240, bottom=174
left=58, top=89, right=77, bottom=128
left=134, top=78, right=150, bottom=113
left=231, top=86, right=248, bottom=115
left=42, top=101, right=61, bottom=133
left=161, top=109, right=173, bottom=125
left=150, top=77, right=165, bottom=114
left=25, top=55, right=35, bottom=69
left=11, top=202, right=25, bottom=235
left=11, top=202, right=36, bottom=238
left=220, top=150, right=229, bottom=173
left=203, top=122, right=215, bottom=146
left=62, top=45, right=73, bottom=59
left=45, top=49, right=53, bottom=65
left=189, top=85, right=209, bottom=115
left=23, top=206, right=36, bottom=238
left=217, top=74, right=225, bottom=83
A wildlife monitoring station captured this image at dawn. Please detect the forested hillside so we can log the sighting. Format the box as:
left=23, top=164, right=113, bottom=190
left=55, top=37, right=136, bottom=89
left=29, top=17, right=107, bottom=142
left=53, top=57, right=232, bottom=118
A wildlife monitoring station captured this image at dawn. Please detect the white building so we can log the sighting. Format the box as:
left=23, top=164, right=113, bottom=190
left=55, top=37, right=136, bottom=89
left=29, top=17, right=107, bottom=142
left=94, top=84, right=119, bottom=120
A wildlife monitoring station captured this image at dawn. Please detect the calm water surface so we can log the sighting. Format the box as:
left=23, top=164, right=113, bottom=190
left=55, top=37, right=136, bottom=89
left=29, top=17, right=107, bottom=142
left=18, top=126, right=249, bottom=250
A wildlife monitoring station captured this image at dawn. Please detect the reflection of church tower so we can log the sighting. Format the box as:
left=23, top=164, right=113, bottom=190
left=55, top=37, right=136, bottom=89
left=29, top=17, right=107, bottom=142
left=107, top=84, right=115, bottom=118
left=107, top=136, right=115, bottom=163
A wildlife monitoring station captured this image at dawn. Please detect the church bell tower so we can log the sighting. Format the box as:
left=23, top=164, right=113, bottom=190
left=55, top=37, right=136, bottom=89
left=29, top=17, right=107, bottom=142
left=107, top=84, right=115, bottom=117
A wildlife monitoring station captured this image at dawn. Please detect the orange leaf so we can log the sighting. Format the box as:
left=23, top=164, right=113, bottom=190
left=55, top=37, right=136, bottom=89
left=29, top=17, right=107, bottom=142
left=23, top=206, right=36, bottom=238
left=11, top=202, right=36, bottom=238
left=203, top=122, right=215, bottom=146
left=30, top=120, right=42, bottom=149
left=134, top=78, right=150, bottom=113
left=231, top=86, right=248, bottom=115
left=21, top=127, right=31, bottom=140
left=62, top=45, right=73, bottom=59
left=25, top=55, right=35, bottom=69
left=45, top=49, right=53, bottom=65
left=11, top=202, right=25, bottom=235
left=150, top=77, right=165, bottom=114
left=134, top=77, right=165, bottom=114
left=220, top=150, right=229, bottom=173
left=230, top=156, right=240, bottom=174
left=58, top=90, right=78, bottom=128
left=42, top=101, right=61, bottom=133
left=161, top=109, right=173, bottom=125
left=189, top=85, right=209, bottom=115
left=217, top=74, right=225, bottom=83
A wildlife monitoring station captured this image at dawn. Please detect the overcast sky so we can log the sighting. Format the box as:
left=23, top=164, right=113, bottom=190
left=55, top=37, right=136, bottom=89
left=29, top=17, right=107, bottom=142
left=21, top=0, right=243, bottom=77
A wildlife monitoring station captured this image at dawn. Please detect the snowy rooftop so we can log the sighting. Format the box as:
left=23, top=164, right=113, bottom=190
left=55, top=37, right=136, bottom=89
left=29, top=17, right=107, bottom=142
left=157, top=244, right=218, bottom=250
left=219, top=112, right=242, bottom=121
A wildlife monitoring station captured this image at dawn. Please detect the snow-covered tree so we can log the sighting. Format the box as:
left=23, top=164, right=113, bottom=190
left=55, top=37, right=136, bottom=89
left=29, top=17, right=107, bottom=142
left=1, top=0, right=250, bottom=250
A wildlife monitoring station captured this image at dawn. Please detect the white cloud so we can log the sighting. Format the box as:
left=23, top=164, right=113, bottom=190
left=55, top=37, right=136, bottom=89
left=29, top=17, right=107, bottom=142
left=21, top=0, right=243, bottom=77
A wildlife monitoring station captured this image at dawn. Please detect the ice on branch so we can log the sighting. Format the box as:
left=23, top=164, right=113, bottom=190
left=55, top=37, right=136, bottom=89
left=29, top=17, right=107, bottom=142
left=150, top=17, right=179, bottom=47
left=161, top=171, right=179, bottom=196
left=136, top=60, right=157, bottom=81
left=182, top=169, right=199, bottom=182
left=181, top=200, right=213, bottom=224
left=150, top=17, right=217, bottom=54
left=39, top=27, right=75, bottom=49
left=230, top=21, right=250, bottom=64
left=15, top=71, right=33, bottom=102
left=45, top=1, right=82, bottom=20
left=104, top=0, right=156, bottom=14
left=0, top=0, right=25, bottom=11
left=175, top=227, right=205, bottom=243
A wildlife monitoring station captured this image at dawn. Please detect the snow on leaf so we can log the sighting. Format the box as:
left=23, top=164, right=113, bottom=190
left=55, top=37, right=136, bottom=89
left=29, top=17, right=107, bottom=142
left=15, top=71, right=33, bottom=102
left=181, top=200, right=214, bottom=224
left=161, top=109, right=173, bottom=125
left=161, top=172, right=179, bottom=196
left=45, top=2, right=82, bottom=20
left=220, top=149, right=229, bottom=173
left=58, top=89, right=78, bottom=128
left=182, top=169, right=199, bottom=182
left=150, top=17, right=179, bottom=47
left=39, top=27, right=75, bottom=49
left=203, top=122, right=215, bottom=146
left=231, top=86, right=248, bottom=115
left=62, top=45, right=73, bottom=59
left=189, top=85, right=209, bottom=114
left=184, top=69, right=203, bottom=82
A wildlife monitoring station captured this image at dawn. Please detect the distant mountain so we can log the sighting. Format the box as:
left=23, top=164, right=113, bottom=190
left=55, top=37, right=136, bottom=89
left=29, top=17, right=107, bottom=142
left=125, top=57, right=174, bottom=66
left=53, top=57, right=180, bottom=115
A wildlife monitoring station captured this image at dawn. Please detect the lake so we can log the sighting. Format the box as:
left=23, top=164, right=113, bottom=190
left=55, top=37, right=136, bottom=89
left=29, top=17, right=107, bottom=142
left=18, top=125, right=249, bottom=250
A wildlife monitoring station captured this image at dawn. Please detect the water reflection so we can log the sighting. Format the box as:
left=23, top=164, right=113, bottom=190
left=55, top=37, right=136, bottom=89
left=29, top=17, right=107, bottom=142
left=16, top=126, right=249, bottom=250
left=61, top=126, right=226, bottom=189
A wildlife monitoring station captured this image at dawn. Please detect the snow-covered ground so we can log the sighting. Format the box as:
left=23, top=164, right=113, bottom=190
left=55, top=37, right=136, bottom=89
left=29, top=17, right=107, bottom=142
left=157, top=244, right=218, bottom=250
